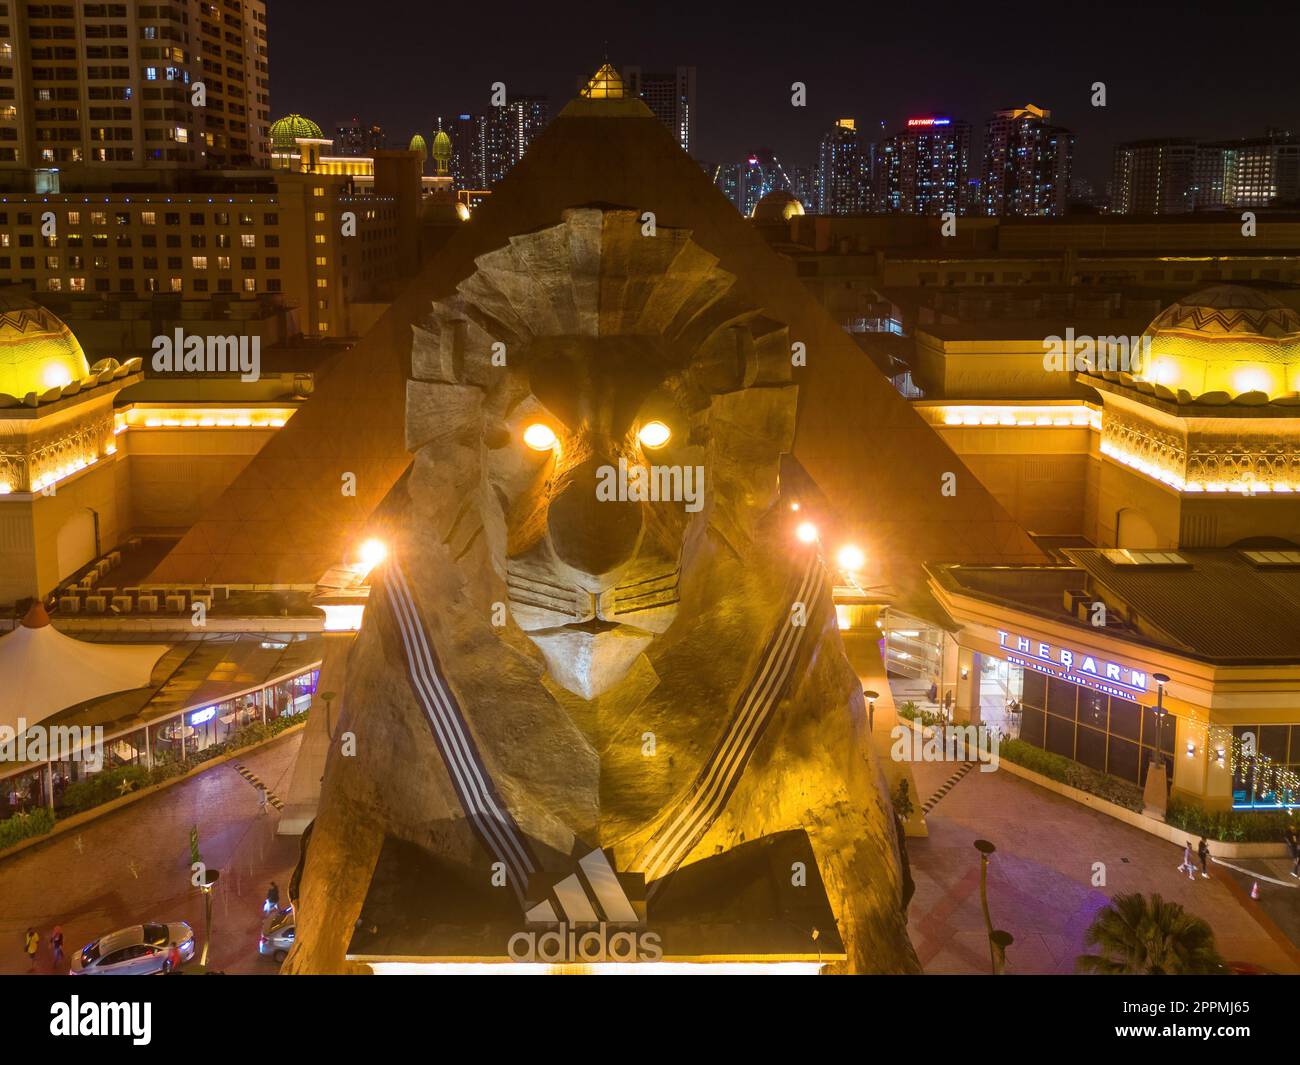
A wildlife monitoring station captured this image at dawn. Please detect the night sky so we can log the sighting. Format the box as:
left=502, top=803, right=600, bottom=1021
left=271, top=0, right=1300, bottom=188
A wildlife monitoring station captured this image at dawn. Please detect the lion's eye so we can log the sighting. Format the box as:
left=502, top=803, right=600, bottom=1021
left=523, top=423, right=558, bottom=451
left=637, top=421, right=671, bottom=449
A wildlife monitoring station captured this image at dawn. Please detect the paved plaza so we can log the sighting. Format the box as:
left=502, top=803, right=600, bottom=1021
left=905, top=755, right=1300, bottom=975
left=0, top=733, right=303, bottom=976
left=3, top=724, right=1296, bottom=976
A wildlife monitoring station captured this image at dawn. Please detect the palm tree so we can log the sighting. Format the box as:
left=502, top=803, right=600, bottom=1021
left=1076, top=892, right=1224, bottom=975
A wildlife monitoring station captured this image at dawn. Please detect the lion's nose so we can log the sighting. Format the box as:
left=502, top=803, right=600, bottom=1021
left=547, top=456, right=643, bottom=578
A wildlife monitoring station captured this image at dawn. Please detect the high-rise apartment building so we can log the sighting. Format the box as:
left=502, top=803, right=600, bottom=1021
left=875, top=116, right=970, bottom=215
left=0, top=0, right=271, bottom=174
left=333, top=118, right=385, bottom=157
left=816, top=118, right=869, bottom=215
left=622, top=65, right=695, bottom=154
left=446, top=96, right=550, bottom=191
left=1110, top=139, right=1197, bottom=214
left=713, top=149, right=792, bottom=216
left=982, top=104, right=1073, bottom=217
left=1191, top=130, right=1300, bottom=210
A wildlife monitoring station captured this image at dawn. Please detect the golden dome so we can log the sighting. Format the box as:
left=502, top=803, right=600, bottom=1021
left=0, top=289, right=90, bottom=400
left=752, top=189, right=805, bottom=222
left=1136, top=285, right=1300, bottom=400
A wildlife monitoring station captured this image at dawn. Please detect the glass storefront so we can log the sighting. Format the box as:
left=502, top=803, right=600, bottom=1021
left=0, top=664, right=319, bottom=821
left=1231, top=725, right=1300, bottom=809
left=1012, top=664, right=1174, bottom=787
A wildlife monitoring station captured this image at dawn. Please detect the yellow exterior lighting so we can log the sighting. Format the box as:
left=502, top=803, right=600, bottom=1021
left=637, top=421, right=671, bottom=449
left=523, top=423, right=558, bottom=451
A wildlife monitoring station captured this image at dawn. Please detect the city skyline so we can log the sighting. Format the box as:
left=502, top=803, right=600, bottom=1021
left=270, top=0, right=1300, bottom=188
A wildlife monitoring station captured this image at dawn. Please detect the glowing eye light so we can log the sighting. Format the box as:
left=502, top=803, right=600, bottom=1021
left=523, top=423, right=557, bottom=451
left=358, top=538, right=387, bottom=570
left=837, top=545, right=865, bottom=572
left=637, top=421, right=671, bottom=449
left=796, top=522, right=818, bottom=544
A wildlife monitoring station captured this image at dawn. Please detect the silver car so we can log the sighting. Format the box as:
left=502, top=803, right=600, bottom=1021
left=258, top=908, right=295, bottom=962
left=71, top=922, right=195, bottom=975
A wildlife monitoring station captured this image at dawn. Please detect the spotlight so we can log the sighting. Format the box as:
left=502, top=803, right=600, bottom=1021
left=796, top=522, right=818, bottom=544
left=523, top=423, right=557, bottom=451
left=358, top=538, right=387, bottom=571
left=637, top=421, right=671, bottom=449
left=836, top=544, right=865, bottom=572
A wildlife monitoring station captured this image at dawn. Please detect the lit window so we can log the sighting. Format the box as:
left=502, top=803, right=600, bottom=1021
left=191, top=256, right=208, bottom=269
left=170, top=277, right=182, bottom=292
left=315, top=278, right=327, bottom=288
left=314, top=234, right=326, bottom=244
left=241, top=234, right=255, bottom=247
left=141, top=211, right=156, bottom=225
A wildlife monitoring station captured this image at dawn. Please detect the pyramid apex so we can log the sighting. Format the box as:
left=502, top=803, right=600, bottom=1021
left=581, top=63, right=627, bottom=99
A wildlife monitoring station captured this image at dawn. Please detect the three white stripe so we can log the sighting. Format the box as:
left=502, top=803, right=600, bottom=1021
left=639, top=552, right=823, bottom=884
left=386, top=561, right=536, bottom=897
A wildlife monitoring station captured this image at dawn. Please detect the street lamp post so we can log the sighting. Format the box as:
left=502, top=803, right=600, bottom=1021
left=199, top=868, right=220, bottom=968
left=974, top=839, right=999, bottom=974
left=1142, top=673, right=1172, bottom=820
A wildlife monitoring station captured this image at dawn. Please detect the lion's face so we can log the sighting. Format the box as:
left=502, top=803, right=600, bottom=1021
left=407, top=209, right=797, bottom=701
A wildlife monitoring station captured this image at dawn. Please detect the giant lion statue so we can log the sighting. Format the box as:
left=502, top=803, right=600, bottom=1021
left=285, top=208, right=919, bottom=974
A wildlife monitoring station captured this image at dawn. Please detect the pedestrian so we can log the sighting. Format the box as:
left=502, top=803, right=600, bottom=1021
left=927, top=680, right=938, bottom=705
left=1293, top=847, right=1300, bottom=880
left=1197, top=836, right=1210, bottom=879
left=266, top=880, right=280, bottom=913
left=257, top=784, right=268, bottom=814
left=1286, top=824, right=1298, bottom=861
left=1177, top=840, right=1196, bottom=881
left=24, top=927, right=39, bottom=971
left=165, top=941, right=181, bottom=973
left=49, top=926, right=63, bottom=967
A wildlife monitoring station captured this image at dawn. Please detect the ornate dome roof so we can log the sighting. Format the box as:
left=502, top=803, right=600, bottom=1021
left=432, top=130, right=452, bottom=161
left=409, top=133, right=428, bottom=157
left=1135, top=285, right=1300, bottom=400
left=269, top=114, right=324, bottom=151
left=751, top=189, right=805, bottom=222
left=0, top=289, right=90, bottom=400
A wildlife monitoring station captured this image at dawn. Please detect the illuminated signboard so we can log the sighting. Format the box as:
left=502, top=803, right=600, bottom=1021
left=906, top=117, right=952, bottom=127
left=995, top=630, right=1148, bottom=696
left=190, top=706, right=217, bottom=726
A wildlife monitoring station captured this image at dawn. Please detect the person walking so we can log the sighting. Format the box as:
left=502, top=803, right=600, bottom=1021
left=165, top=941, right=182, bottom=973
left=48, top=926, right=63, bottom=967
left=265, top=880, right=281, bottom=913
left=24, top=927, right=39, bottom=971
left=1197, top=836, right=1210, bottom=879
left=1177, top=840, right=1197, bottom=881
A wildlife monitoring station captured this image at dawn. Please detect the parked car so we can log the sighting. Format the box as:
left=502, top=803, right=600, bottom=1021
left=71, top=922, right=195, bottom=975
left=259, top=907, right=295, bottom=962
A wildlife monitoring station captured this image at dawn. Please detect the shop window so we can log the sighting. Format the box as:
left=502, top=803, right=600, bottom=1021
left=1045, top=713, right=1075, bottom=759
left=1107, top=735, right=1140, bottom=783
left=1109, top=697, right=1141, bottom=741
left=1021, top=670, right=1047, bottom=710
left=1046, top=676, right=1077, bottom=720
left=1076, top=726, right=1107, bottom=773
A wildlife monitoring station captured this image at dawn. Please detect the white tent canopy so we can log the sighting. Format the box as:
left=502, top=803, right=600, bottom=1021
left=0, top=604, right=169, bottom=733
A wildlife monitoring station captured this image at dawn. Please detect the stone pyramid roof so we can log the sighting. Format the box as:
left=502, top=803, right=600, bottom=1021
left=150, top=82, right=1043, bottom=588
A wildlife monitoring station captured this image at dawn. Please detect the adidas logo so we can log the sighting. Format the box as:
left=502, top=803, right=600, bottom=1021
left=508, top=849, right=663, bottom=963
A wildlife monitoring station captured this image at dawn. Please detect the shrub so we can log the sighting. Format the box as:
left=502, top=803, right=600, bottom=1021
left=1166, top=798, right=1291, bottom=843
left=997, top=737, right=1144, bottom=811
left=60, top=765, right=151, bottom=815
left=0, top=806, right=56, bottom=850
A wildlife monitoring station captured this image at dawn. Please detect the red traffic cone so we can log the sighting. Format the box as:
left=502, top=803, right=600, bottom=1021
left=1250, top=881, right=1260, bottom=899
